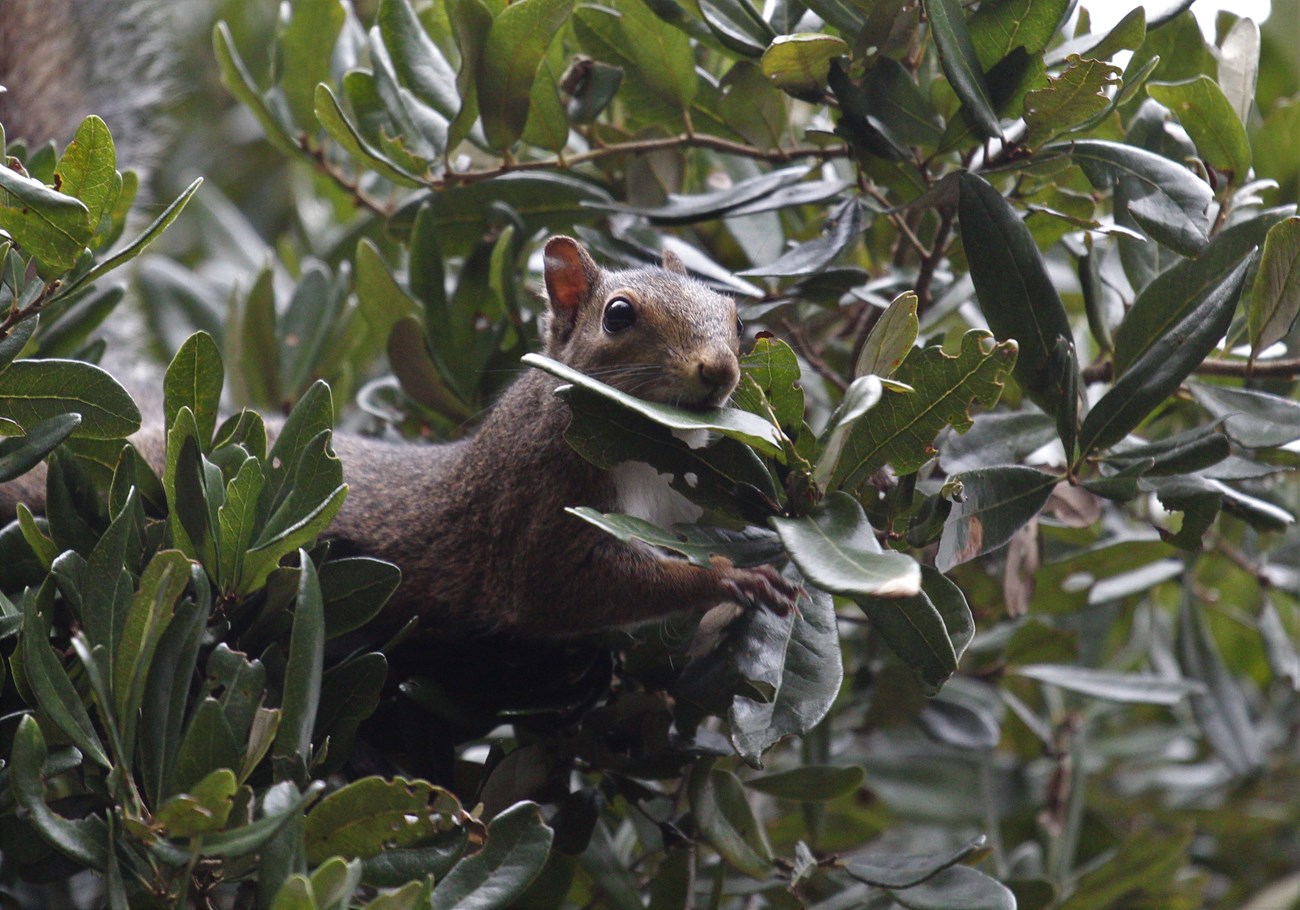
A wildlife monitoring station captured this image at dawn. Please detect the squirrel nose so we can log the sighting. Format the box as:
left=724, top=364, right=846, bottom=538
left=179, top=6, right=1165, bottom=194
left=698, top=354, right=739, bottom=396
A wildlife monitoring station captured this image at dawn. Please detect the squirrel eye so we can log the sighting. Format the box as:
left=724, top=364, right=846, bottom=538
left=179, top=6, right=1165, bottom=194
left=602, top=297, right=637, bottom=333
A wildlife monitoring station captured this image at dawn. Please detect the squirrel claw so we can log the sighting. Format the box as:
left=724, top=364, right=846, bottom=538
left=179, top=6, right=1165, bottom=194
left=715, top=560, right=801, bottom=615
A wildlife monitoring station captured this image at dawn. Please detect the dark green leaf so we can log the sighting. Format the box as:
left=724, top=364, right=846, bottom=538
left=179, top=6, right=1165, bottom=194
left=1148, top=76, right=1252, bottom=180
left=429, top=801, right=554, bottom=910
left=278, top=0, right=345, bottom=129
left=687, top=763, right=773, bottom=878
left=0, top=359, right=140, bottom=439
left=845, top=835, right=986, bottom=888
left=935, top=466, right=1057, bottom=572
left=164, top=332, right=224, bottom=447
left=1062, top=139, right=1212, bottom=256
left=1247, top=216, right=1300, bottom=354
left=0, top=413, right=81, bottom=483
left=1013, top=664, right=1203, bottom=704
left=273, top=552, right=326, bottom=771
left=967, top=0, right=1069, bottom=69
left=1080, top=260, right=1250, bottom=454
left=1113, top=206, right=1291, bottom=373
left=939, top=410, right=1056, bottom=473
left=478, top=0, right=574, bottom=150
left=740, top=198, right=864, bottom=277
left=528, top=353, right=785, bottom=456
left=379, top=0, right=461, bottom=121
left=770, top=492, right=921, bottom=599
left=890, top=864, right=1016, bottom=910
left=1189, top=383, right=1300, bottom=448
left=304, top=776, right=461, bottom=865
left=1178, top=594, right=1264, bottom=775
left=746, top=765, right=864, bottom=801
left=959, top=173, right=1075, bottom=417
left=21, top=583, right=111, bottom=768
left=320, top=558, right=403, bottom=639
left=594, top=166, right=809, bottom=224
left=10, top=715, right=109, bottom=869
left=73, top=177, right=203, bottom=291
left=172, top=697, right=242, bottom=795
left=923, top=0, right=1001, bottom=138
left=140, top=583, right=208, bottom=805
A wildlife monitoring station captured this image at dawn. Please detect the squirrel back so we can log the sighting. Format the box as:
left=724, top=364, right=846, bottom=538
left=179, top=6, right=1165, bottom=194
left=0, top=0, right=173, bottom=173
left=326, top=237, right=798, bottom=638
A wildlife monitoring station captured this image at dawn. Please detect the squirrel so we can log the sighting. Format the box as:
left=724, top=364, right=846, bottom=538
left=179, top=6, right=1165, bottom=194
left=0, top=2, right=798, bottom=638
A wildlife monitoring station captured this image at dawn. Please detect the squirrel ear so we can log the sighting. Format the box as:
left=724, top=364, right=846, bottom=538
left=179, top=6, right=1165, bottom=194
left=662, top=247, right=688, bottom=276
left=544, top=236, right=600, bottom=336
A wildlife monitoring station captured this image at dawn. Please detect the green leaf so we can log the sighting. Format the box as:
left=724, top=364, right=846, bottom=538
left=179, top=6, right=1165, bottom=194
left=1189, top=383, right=1300, bottom=449
left=568, top=509, right=748, bottom=568
left=304, top=776, right=462, bottom=865
left=844, top=835, right=986, bottom=888
left=1113, top=207, right=1290, bottom=373
left=232, top=265, right=281, bottom=410
left=600, top=0, right=697, bottom=113
left=0, top=359, right=140, bottom=439
left=1080, top=259, right=1250, bottom=454
left=526, top=353, right=786, bottom=457
left=54, top=116, right=116, bottom=234
left=688, top=763, right=773, bottom=878
left=164, top=331, right=224, bottom=446
left=595, top=166, right=810, bottom=224
left=735, top=336, right=804, bottom=440
left=937, top=411, right=1054, bottom=473
left=923, top=0, right=1001, bottom=138
left=760, top=34, right=847, bottom=96
left=1013, top=664, right=1204, bottom=704
left=321, top=558, right=403, bottom=639
left=21, top=583, right=111, bottom=768
left=218, top=456, right=266, bottom=593
left=935, top=466, right=1057, bottom=572
left=155, top=768, right=238, bottom=838
left=0, top=413, right=81, bottom=483
left=830, top=331, right=1018, bottom=493
left=966, top=0, right=1069, bottom=70
left=73, top=177, right=203, bottom=291
left=114, top=550, right=191, bottom=739
left=855, top=292, right=919, bottom=379
left=741, top=198, right=865, bottom=277
left=10, top=715, right=109, bottom=869
left=139, top=580, right=208, bottom=805
left=889, top=864, right=1016, bottom=910
left=212, top=22, right=299, bottom=157
left=746, top=765, right=865, bottom=801
left=273, top=552, right=326, bottom=771
left=1247, top=216, right=1300, bottom=355
left=1055, top=831, right=1189, bottom=910
left=172, top=697, right=242, bottom=795
left=1148, top=76, right=1252, bottom=180
left=314, top=84, right=424, bottom=187
left=478, top=0, right=575, bottom=150
left=699, top=0, right=774, bottom=57
left=429, top=801, right=554, bottom=910
left=0, top=316, right=38, bottom=371
left=379, top=0, right=461, bottom=121
left=1063, top=139, right=1213, bottom=257
left=390, top=173, right=614, bottom=255
left=1218, top=17, right=1260, bottom=126
left=959, top=173, right=1074, bottom=418
left=355, top=240, right=420, bottom=370
left=771, top=492, right=921, bottom=599
left=197, top=780, right=325, bottom=858
left=1023, top=56, right=1122, bottom=147
left=278, top=0, right=346, bottom=129
left=313, top=652, right=388, bottom=777
left=0, top=160, right=92, bottom=277
left=691, top=576, right=843, bottom=765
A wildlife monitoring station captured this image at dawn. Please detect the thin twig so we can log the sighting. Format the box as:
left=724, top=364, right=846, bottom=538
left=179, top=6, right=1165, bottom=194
left=781, top=318, right=849, bottom=392
left=1083, top=356, right=1300, bottom=384
left=913, top=205, right=955, bottom=315
left=0, top=279, right=61, bottom=340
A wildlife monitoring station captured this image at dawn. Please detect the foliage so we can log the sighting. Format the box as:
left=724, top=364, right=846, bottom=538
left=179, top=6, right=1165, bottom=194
left=2, top=0, right=1299, bottom=907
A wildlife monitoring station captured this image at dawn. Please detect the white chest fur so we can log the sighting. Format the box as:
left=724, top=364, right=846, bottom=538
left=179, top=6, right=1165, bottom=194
left=611, top=461, right=704, bottom=528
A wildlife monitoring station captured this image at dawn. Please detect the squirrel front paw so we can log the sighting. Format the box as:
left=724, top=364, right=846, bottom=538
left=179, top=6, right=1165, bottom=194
left=711, top=556, right=801, bottom=615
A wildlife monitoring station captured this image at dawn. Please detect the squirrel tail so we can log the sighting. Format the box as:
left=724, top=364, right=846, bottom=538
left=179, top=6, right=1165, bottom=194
left=0, top=0, right=174, bottom=172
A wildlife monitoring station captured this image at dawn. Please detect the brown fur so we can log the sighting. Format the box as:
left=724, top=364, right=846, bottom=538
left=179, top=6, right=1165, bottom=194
left=0, top=238, right=798, bottom=638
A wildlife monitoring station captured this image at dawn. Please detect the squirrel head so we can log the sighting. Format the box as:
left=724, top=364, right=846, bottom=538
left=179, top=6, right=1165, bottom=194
left=541, top=236, right=743, bottom=409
